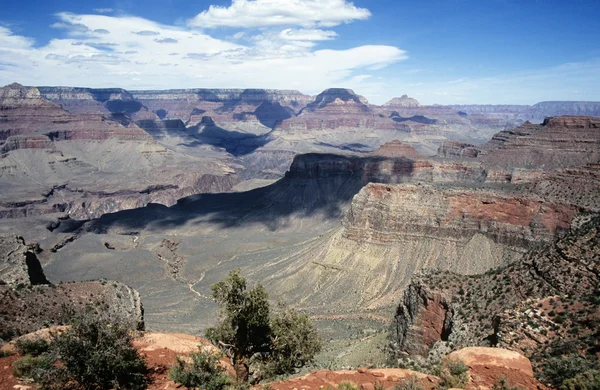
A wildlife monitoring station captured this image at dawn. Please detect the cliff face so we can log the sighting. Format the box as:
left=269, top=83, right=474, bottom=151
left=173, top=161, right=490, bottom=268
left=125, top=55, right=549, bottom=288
left=450, top=101, right=600, bottom=123
left=437, top=116, right=600, bottom=172
left=480, top=116, right=600, bottom=169
left=0, top=83, right=241, bottom=221
left=129, top=88, right=312, bottom=124
left=437, top=141, right=480, bottom=158
left=1, top=84, right=152, bottom=143
left=345, top=184, right=575, bottom=249
left=388, top=213, right=600, bottom=377
left=276, top=89, right=408, bottom=132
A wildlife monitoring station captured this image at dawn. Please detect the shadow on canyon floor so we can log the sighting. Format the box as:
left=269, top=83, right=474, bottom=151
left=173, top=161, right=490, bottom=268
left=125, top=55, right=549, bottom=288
left=57, top=155, right=420, bottom=234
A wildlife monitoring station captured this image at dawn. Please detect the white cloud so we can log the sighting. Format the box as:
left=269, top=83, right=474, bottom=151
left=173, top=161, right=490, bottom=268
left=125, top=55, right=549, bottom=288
left=0, top=12, right=405, bottom=99
left=188, top=0, right=371, bottom=28
left=280, top=28, right=337, bottom=41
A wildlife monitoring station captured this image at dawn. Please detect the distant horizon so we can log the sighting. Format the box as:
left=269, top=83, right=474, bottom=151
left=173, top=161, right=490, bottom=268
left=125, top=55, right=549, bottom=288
left=8, top=81, right=600, bottom=107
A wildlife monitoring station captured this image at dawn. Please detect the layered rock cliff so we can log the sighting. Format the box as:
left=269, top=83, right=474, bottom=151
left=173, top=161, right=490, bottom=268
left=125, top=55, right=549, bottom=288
left=480, top=116, right=600, bottom=169
left=388, top=212, right=600, bottom=382
left=451, top=101, right=600, bottom=123
left=1, top=84, right=153, bottom=142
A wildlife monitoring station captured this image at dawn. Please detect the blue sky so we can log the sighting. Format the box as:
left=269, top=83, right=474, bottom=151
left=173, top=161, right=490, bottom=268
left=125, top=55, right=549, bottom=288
left=1, top=0, right=599, bottom=104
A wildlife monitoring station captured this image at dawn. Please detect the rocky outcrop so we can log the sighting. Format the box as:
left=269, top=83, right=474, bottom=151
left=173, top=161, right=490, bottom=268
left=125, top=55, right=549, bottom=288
left=0, top=235, right=48, bottom=287
left=266, top=347, right=546, bottom=390
left=389, top=213, right=600, bottom=371
left=0, top=171, right=239, bottom=221
left=437, top=141, right=480, bottom=158
left=383, top=95, right=421, bottom=108
left=370, top=140, right=423, bottom=159
left=276, top=89, right=409, bottom=132
left=390, top=282, right=453, bottom=356
left=446, top=347, right=547, bottom=389
left=0, top=279, right=144, bottom=339
left=529, top=163, right=600, bottom=211
left=0, top=135, right=54, bottom=154
left=344, top=184, right=576, bottom=249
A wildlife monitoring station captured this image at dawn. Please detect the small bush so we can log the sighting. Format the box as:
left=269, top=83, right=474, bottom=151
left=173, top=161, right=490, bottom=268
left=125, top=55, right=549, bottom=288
left=338, top=381, right=359, bottom=390
left=492, top=377, right=523, bottom=390
left=168, top=348, right=231, bottom=390
left=29, top=310, right=147, bottom=390
left=434, top=359, right=469, bottom=389
left=561, top=369, right=600, bottom=390
left=395, top=375, right=424, bottom=390
left=12, top=355, right=52, bottom=379
left=15, top=337, right=49, bottom=356
left=0, top=350, right=13, bottom=358
left=539, top=355, right=595, bottom=388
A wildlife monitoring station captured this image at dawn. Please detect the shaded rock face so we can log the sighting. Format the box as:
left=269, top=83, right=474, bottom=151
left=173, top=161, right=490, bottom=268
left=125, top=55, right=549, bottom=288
left=390, top=282, right=453, bottom=356
left=287, top=153, right=490, bottom=185
left=302, top=88, right=370, bottom=112
left=0, top=235, right=48, bottom=287
left=126, top=88, right=312, bottom=124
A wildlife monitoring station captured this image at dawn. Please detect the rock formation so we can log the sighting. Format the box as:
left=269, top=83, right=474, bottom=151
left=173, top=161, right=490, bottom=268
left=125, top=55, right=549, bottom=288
left=451, top=101, right=600, bottom=123
left=389, top=213, right=600, bottom=379
left=370, top=140, right=424, bottom=159
left=1, top=83, right=152, bottom=142
left=478, top=116, right=600, bottom=169
left=0, top=235, right=48, bottom=287
left=383, top=94, right=421, bottom=108
left=437, top=140, right=480, bottom=158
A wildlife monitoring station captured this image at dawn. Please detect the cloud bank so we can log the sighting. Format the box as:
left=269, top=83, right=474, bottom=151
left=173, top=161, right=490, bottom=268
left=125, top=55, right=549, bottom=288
left=188, top=0, right=371, bottom=28
left=0, top=2, right=405, bottom=99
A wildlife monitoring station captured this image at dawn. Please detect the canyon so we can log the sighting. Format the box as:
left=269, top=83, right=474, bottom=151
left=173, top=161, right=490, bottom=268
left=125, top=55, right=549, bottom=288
left=1, top=81, right=600, bottom=387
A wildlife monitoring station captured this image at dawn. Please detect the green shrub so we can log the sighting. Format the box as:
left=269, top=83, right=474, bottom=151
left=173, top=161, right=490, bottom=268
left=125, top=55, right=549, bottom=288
left=492, top=377, right=523, bottom=390
left=434, top=359, right=469, bottom=389
left=168, top=348, right=231, bottom=390
left=0, top=350, right=12, bottom=358
left=561, top=369, right=600, bottom=390
left=539, top=355, right=596, bottom=389
left=29, top=310, right=147, bottom=390
left=206, top=270, right=321, bottom=383
left=12, top=355, right=52, bottom=379
left=15, top=337, right=49, bottom=356
left=338, top=381, right=359, bottom=390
